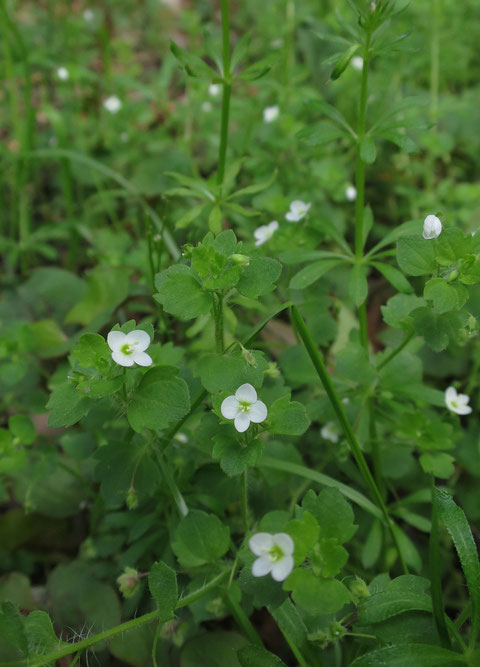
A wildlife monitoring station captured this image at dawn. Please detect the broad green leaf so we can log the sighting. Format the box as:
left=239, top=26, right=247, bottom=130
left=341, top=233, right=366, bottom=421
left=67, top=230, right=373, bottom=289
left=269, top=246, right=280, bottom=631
left=336, top=342, right=375, bottom=384
left=23, top=319, right=69, bottom=358
left=433, top=488, right=480, bottom=638
left=47, top=382, right=91, bottom=428
left=459, top=254, right=480, bottom=285
left=95, top=442, right=157, bottom=507
left=237, top=644, right=287, bottom=667
left=197, top=351, right=267, bottom=393
left=25, top=610, right=66, bottom=656
left=349, top=263, right=368, bottom=306
left=127, top=366, right=190, bottom=433
left=289, top=259, right=344, bottom=290
left=154, top=265, right=213, bottom=320
left=419, top=453, right=455, bottom=479
left=412, top=307, right=464, bottom=352
left=284, top=512, right=320, bottom=566
left=397, top=236, right=436, bottom=276
left=212, top=435, right=263, bottom=477
left=70, top=333, right=111, bottom=370
left=371, top=261, right=413, bottom=293
left=65, top=266, right=130, bottom=325
left=423, top=278, right=468, bottom=313
left=296, top=121, right=345, bottom=146
left=236, top=257, right=282, bottom=298
left=181, top=631, right=248, bottom=667
left=284, top=570, right=351, bottom=615
left=8, top=415, right=35, bottom=445
left=358, top=575, right=431, bottom=624
left=172, top=510, right=230, bottom=567
left=0, top=601, right=28, bottom=657
left=434, top=228, right=468, bottom=267
left=350, top=644, right=466, bottom=666
left=299, top=488, right=357, bottom=544
left=148, top=562, right=178, bottom=623
left=381, top=293, right=425, bottom=329
left=313, top=537, right=349, bottom=578
left=360, top=135, right=377, bottom=164
left=268, top=395, right=310, bottom=435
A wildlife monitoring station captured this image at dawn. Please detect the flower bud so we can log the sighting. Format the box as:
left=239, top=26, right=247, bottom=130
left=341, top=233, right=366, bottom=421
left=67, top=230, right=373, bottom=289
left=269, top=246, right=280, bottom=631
left=117, top=567, right=141, bottom=599
left=447, top=269, right=459, bottom=283
left=349, top=577, right=370, bottom=603
left=264, top=362, right=281, bottom=378
left=230, top=253, right=250, bottom=266
left=241, top=345, right=257, bottom=367
left=126, top=486, right=138, bottom=510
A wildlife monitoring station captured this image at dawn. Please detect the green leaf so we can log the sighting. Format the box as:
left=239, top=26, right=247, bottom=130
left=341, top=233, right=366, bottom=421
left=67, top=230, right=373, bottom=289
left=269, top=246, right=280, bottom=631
left=8, top=415, right=35, bottom=445
left=148, top=562, right=178, bottom=623
left=299, top=488, right=357, bottom=544
left=358, top=575, right=432, bottom=624
left=70, top=333, right=111, bottom=370
left=296, top=121, right=345, bottom=146
left=313, top=537, right=349, bottom=578
left=47, top=382, right=91, bottom=428
left=182, top=631, right=248, bottom=667
left=397, top=236, right=436, bottom=276
left=95, top=442, right=157, bottom=507
left=236, top=257, right=282, bottom=298
left=172, top=510, right=230, bottom=567
left=0, top=601, right=28, bottom=657
left=197, top=351, right=267, bottom=394
left=420, top=453, right=455, bottom=479
left=23, top=319, right=69, bottom=359
left=459, top=254, right=480, bottom=285
left=336, top=342, right=375, bottom=384
left=391, top=525, right=422, bottom=572
left=331, top=43, right=361, bottom=79
left=284, top=570, right=351, bottom=615
left=433, top=487, right=480, bottom=641
left=208, top=205, right=223, bottom=234
left=360, top=135, right=377, bottom=164
left=289, top=259, right=344, bottom=290
left=361, top=519, right=383, bottom=569
left=175, top=203, right=207, bottom=229
left=127, top=366, right=190, bottom=433
left=371, top=261, right=413, bottom=293
left=378, top=130, right=418, bottom=153
left=350, top=644, right=466, bottom=666
left=268, top=395, right=310, bottom=436
left=284, top=512, right=320, bottom=566
left=423, top=278, right=468, bottom=313
left=212, top=435, right=263, bottom=477
left=170, top=40, right=218, bottom=79
left=268, top=598, right=307, bottom=649
left=434, top=228, right=469, bottom=267
left=237, top=645, right=287, bottom=667
left=154, top=265, right=213, bottom=320
left=227, top=171, right=277, bottom=200
left=349, top=264, right=368, bottom=306
left=412, top=307, right=464, bottom=352
left=25, top=610, right=66, bottom=656
left=65, top=266, right=130, bottom=325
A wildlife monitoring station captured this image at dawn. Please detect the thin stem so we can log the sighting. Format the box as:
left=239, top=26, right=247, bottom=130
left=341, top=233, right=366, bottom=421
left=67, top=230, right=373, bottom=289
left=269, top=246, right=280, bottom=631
left=155, top=450, right=189, bottom=518
left=369, top=399, right=384, bottom=499
left=217, top=0, right=231, bottom=189
left=430, top=0, right=440, bottom=124
left=214, top=293, right=225, bottom=353
left=429, top=476, right=452, bottom=649
left=290, top=305, right=409, bottom=574
left=241, top=469, right=248, bottom=533
left=6, top=572, right=228, bottom=667
left=377, top=330, right=415, bottom=371
left=225, top=590, right=263, bottom=647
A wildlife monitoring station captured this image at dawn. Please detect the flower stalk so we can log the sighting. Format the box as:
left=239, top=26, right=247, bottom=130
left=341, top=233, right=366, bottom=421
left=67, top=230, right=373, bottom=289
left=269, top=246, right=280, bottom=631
left=217, top=0, right=232, bottom=190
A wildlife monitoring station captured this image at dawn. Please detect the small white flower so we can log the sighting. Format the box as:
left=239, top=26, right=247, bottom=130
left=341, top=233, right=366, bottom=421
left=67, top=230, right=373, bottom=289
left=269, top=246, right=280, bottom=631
left=104, top=96, right=122, bottom=114
left=208, top=84, right=220, bottom=97
left=422, top=215, right=442, bottom=240
left=346, top=185, right=357, bottom=201
left=351, top=56, right=364, bottom=71
left=57, top=67, right=69, bottom=81
left=254, top=221, right=279, bottom=247
left=263, top=105, right=280, bottom=123
left=83, top=8, right=95, bottom=22
left=220, top=383, right=267, bottom=433
left=286, top=200, right=311, bottom=222
left=107, top=330, right=153, bottom=367
left=249, top=532, right=294, bottom=582
left=321, top=422, right=339, bottom=443
left=201, top=101, right=212, bottom=113
left=174, top=432, right=188, bottom=444
left=445, top=386, right=472, bottom=415
left=270, top=38, right=284, bottom=49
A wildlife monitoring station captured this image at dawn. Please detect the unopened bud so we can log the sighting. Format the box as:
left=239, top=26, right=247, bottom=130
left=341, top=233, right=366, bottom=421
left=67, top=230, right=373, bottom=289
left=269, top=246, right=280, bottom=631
left=447, top=269, right=459, bottom=283
left=264, top=362, right=280, bottom=378
left=126, top=486, right=138, bottom=510
left=117, top=567, right=140, bottom=598
left=349, top=577, right=370, bottom=602
left=241, top=345, right=257, bottom=367
left=230, top=253, right=250, bottom=266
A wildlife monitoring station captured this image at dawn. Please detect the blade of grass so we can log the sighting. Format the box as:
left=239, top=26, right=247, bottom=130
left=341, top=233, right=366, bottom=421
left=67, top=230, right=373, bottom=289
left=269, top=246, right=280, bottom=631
left=429, top=478, right=452, bottom=649
left=290, top=305, right=408, bottom=574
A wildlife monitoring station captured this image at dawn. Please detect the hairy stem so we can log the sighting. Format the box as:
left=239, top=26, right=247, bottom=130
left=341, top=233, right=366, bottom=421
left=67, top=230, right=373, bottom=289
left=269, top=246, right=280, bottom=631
left=217, top=0, right=231, bottom=189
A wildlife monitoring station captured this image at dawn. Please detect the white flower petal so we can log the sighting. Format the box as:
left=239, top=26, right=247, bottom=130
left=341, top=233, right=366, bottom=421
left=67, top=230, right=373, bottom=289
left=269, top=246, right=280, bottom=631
left=249, top=532, right=274, bottom=555
left=111, top=351, right=135, bottom=367
left=268, top=221, right=279, bottom=232
left=234, top=412, right=251, bottom=432
left=235, top=383, right=257, bottom=403
left=252, top=556, right=273, bottom=577
left=290, top=200, right=305, bottom=211
left=273, top=533, right=295, bottom=556
left=271, top=555, right=294, bottom=581
left=454, top=404, right=472, bottom=415
left=285, top=211, right=300, bottom=222
left=125, top=330, right=151, bottom=351
left=422, top=215, right=442, bottom=240
left=457, top=393, right=470, bottom=405
left=107, top=331, right=126, bottom=352
left=221, top=395, right=239, bottom=420
left=445, top=386, right=457, bottom=404
left=248, top=400, right=268, bottom=424
left=132, top=351, right=153, bottom=367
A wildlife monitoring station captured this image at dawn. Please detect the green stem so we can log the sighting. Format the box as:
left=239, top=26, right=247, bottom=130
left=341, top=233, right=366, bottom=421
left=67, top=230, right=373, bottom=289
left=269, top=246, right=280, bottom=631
left=377, top=330, right=415, bottom=371
left=429, top=476, right=452, bottom=649
left=354, top=31, right=371, bottom=261
left=155, top=450, right=189, bottom=517
left=369, top=399, right=384, bottom=499
left=290, top=305, right=408, bottom=574
left=217, top=0, right=231, bottom=190
left=5, top=572, right=229, bottom=667
left=280, top=628, right=310, bottom=667
left=225, top=590, right=263, bottom=647
left=241, top=469, right=248, bottom=533
left=430, top=0, right=440, bottom=124
left=214, top=293, right=225, bottom=353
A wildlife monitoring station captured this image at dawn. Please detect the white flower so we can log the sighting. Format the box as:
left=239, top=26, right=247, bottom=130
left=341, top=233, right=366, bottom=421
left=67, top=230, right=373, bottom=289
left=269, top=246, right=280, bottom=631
left=220, top=383, right=267, bottom=433
left=107, top=330, right=153, bottom=367
left=346, top=185, right=357, bottom=201
left=83, top=8, right=95, bottom=22
left=104, top=96, right=122, bottom=114
left=201, top=101, right=212, bottom=113
left=286, top=200, right=311, bottom=222
left=249, top=532, right=294, bottom=582
left=263, top=105, right=280, bottom=123
left=351, top=56, right=364, bottom=71
left=56, top=67, right=69, bottom=81
left=174, top=432, right=188, bottom=443
left=254, top=221, right=279, bottom=247
left=208, top=84, right=220, bottom=97
left=445, top=386, right=472, bottom=415
left=422, top=215, right=442, bottom=240
left=321, top=422, right=339, bottom=443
